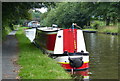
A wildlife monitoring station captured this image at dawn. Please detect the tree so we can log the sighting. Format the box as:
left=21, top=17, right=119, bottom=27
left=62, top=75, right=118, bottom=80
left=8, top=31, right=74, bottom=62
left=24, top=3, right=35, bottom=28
left=83, top=2, right=120, bottom=26
left=40, top=2, right=120, bottom=28
left=40, top=2, right=91, bottom=28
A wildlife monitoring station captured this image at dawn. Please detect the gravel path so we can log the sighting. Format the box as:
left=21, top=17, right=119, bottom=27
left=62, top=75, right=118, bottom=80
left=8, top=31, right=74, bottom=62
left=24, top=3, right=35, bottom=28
left=2, top=30, right=20, bottom=80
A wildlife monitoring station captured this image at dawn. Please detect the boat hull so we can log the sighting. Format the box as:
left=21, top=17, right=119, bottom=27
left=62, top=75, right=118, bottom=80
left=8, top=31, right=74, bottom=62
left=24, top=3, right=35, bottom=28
left=60, top=63, right=89, bottom=71
left=55, top=56, right=89, bottom=70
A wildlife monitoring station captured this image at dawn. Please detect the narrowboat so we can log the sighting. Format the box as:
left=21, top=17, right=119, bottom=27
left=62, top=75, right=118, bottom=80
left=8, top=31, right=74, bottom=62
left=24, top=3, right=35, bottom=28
left=34, top=26, right=89, bottom=71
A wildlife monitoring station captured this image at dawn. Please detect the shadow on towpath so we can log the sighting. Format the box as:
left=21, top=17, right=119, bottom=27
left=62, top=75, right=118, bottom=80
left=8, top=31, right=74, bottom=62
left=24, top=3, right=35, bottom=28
left=2, top=30, right=20, bottom=80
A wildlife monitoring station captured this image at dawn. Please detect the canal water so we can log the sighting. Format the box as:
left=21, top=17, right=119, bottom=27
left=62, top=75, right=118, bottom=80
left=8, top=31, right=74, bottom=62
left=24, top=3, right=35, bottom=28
left=70, top=32, right=118, bottom=80
left=83, top=32, right=118, bottom=80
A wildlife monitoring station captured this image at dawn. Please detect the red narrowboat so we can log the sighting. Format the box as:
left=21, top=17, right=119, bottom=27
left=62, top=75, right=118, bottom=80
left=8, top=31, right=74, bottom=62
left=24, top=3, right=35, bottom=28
left=34, top=27, right=89, bottom=71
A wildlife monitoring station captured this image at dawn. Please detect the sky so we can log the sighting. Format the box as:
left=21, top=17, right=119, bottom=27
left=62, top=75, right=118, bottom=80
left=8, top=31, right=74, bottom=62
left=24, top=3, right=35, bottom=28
left=35, top=7, right=47, bottom=13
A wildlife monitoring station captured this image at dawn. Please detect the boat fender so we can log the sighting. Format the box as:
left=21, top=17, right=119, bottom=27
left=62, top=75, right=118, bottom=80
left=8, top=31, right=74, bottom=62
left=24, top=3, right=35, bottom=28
left=68, top=57, right=83, bottom=68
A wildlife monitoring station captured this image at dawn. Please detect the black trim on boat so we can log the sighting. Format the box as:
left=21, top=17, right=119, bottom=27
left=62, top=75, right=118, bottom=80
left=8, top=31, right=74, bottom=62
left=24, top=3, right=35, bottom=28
left=41, top=30, right=59, bottom=32
left=66, top=68, right=89, bottom=71
left=50, top=53, right=89, bottom=56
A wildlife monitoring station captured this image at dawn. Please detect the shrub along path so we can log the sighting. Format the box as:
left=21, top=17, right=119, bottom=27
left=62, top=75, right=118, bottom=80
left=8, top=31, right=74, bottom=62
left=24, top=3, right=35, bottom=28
left=2, top=30, right=20, bottom=79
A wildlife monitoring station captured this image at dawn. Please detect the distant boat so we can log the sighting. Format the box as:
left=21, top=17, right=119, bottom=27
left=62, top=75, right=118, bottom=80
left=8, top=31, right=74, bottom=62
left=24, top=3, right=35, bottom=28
left=28, top=21, right=40, bottom=28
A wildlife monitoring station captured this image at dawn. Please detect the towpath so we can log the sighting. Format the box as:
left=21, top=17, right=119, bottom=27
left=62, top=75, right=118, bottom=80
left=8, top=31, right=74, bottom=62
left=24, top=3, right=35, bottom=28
left=2, top=30, right=20, bottom=80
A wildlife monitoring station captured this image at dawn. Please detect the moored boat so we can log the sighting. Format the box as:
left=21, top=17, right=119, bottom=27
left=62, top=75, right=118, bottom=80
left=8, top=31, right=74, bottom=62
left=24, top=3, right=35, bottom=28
left=34, top=26, right=89, bottom=71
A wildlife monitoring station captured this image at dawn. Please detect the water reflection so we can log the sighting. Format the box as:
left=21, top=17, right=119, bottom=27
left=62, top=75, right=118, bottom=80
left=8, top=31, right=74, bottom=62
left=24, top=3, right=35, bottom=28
left=68, top=70, right=90, bottom=81
left=84, top=33, right=118, bottom=79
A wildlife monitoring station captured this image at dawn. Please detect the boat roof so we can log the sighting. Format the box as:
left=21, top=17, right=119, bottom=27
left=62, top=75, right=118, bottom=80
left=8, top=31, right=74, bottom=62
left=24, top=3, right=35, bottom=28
left=37, top=27, right=61, bottom=32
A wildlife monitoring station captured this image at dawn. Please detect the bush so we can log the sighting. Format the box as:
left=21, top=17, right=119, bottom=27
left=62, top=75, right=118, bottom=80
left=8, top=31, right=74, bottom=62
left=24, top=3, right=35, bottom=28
left=91, top=20, right=106, bottom=29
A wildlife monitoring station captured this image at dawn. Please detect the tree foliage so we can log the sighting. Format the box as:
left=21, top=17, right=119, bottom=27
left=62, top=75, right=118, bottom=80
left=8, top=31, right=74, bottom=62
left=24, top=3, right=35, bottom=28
left=2, top=2, right=42, bottom=39
left=78, top=2, right=120, bottom=26
left=2, top=2, right=56, bottom=30
left=40, top=2, right=120, bottom=28
left=41, top=2, right=91, bottom=28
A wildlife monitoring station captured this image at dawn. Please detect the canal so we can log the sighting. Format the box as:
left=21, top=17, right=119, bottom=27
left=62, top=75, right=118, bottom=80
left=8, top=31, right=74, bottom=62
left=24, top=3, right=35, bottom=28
left=84, top=32, right=118, bottom=79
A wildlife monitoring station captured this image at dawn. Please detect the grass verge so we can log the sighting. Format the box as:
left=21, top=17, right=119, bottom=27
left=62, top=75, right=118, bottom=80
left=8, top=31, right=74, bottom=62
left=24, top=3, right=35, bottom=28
left=16, top=27, right=71, bottom=79
left=83, top=25, right=118, bottom=34
left=98, top=26, right=118, bottom=33
left=82, top=29, right=97, bottom=31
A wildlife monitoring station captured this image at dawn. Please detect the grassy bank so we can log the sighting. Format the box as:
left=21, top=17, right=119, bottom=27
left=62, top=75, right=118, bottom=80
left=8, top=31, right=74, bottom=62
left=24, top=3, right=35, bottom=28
left=16, top=27, right=71, bottom=79
left=82, top=29, right=97, bottom=31
left=84, top=20, right=119, bottom=33
left=98, top=26, right=118, bottom=33
left=83, top=25, right=118, bottom=33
